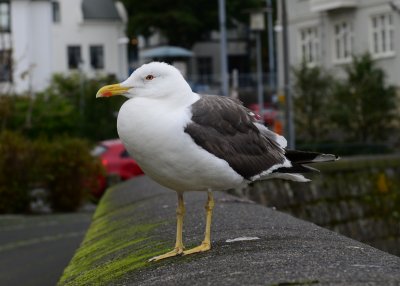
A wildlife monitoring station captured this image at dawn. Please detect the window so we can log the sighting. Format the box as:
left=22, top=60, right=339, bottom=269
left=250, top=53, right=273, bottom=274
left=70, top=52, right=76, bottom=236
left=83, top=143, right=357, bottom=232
left=371, top=13, right=395, bottom=57
left=0, top=49, right=12, bottom=82
left=52, top=1, right=61, bottom=23
left=333, top=21, right=353, bottom=62
left=90, top=45, right=104, bottom=70
left=197, top=57, right=212, bottom=75
left=67, top=46, right=81, bottom=69
left=299, top=26, right=320, bottom=65
left=0, top=1, right=10, bottom=32
left=197, top=57, right=212, bottom=84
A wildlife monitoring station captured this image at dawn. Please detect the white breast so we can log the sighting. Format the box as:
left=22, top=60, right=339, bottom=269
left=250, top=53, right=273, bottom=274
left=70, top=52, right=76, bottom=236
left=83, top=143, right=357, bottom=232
left=117, top=96, right=244, bottom=192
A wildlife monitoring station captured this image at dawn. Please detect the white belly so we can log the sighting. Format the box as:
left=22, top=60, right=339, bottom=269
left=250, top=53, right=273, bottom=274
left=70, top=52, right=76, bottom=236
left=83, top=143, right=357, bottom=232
left=117, top=97, right=244, bottom=192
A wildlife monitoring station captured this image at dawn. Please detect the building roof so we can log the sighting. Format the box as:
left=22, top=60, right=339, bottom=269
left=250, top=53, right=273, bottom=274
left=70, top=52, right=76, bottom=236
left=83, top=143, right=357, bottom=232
left=82, top=0, right=121, bottom=20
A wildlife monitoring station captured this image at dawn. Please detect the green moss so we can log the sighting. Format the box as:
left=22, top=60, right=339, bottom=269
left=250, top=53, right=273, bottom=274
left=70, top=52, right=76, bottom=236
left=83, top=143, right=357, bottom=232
left=61, top=245, right=170, bottom=285
left=59, top=217, right=171, bottom=285
left=92, top=187, right=116, bottom=220
left=58, top=189, right=173, bottom=285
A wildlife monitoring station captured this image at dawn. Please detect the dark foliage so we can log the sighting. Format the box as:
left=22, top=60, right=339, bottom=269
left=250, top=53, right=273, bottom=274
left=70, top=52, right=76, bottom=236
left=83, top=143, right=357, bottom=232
left=293, top=61, right=334, bottom=141
left=120, top=0, right=262, bottom=47
left=331, top=53, right=398, bottom=142
left=1, top=73, right=125, bottom=142
left=0, top=131, right=103, bottom=213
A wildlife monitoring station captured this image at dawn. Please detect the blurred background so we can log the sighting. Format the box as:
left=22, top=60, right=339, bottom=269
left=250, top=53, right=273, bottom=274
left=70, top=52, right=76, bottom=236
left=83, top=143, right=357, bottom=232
left=0, top=0, right=399, bottom=285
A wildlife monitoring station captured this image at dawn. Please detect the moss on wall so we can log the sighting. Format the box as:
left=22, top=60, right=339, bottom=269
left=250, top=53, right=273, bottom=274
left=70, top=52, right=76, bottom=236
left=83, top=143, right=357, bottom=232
left=58, top=187, right=171, bottom=285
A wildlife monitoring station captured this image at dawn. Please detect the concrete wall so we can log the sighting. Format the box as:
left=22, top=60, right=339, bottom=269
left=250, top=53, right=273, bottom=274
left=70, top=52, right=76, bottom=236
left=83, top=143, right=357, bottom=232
left=230, top=155, right=400, bottom=256
left=59, top=176, right=400, bottom=285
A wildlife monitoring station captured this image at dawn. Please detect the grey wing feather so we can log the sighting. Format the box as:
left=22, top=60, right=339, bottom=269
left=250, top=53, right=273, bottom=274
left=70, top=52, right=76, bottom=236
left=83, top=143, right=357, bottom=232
left=184, top=94, right=286, bottom=180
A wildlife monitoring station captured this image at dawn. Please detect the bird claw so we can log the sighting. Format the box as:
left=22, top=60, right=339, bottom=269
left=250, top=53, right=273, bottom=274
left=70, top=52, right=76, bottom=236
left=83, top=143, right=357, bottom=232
left=183, top=242, right=211, bottom=255
left=148, top=247, right=184, bottom=262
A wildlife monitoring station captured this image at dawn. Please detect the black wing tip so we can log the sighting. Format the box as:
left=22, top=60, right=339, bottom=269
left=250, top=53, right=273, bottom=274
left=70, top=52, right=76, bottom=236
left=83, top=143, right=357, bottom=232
left=285, top=150, right=340, bottom=164
left=273, top=164, right=320, bottom=174
left=313, top=153, right=340, bottom=163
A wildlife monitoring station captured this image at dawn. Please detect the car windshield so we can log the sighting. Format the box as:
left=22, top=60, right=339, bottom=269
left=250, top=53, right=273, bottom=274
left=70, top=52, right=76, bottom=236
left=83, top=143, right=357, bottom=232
left=91, top=145, right=107, bottom=157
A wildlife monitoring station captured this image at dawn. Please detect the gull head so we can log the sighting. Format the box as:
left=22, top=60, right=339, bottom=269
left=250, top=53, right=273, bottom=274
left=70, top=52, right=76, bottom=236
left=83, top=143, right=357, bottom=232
left=96, top=62, right=192, bottom=100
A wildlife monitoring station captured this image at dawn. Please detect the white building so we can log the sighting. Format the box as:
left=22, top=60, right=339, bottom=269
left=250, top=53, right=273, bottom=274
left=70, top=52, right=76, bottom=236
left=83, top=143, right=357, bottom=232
left=0, top=0, right=128, bottom=94
left=277, top=0, right=400, bottom=89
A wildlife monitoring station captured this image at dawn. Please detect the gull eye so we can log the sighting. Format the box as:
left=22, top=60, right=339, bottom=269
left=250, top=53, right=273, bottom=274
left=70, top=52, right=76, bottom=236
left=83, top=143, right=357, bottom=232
left=145, top=75, right=154, bottom=80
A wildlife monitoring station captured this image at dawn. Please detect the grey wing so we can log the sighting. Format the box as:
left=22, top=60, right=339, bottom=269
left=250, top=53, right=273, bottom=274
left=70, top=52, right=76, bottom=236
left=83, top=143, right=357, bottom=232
left=184, top=94, right=287, bottom=180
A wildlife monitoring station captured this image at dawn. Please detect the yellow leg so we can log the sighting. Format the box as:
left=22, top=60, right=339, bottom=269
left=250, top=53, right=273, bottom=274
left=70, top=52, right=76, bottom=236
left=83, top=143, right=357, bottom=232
left=184, top=191, right=215, bottom=255
left=149, top=192, right=185, bottom=262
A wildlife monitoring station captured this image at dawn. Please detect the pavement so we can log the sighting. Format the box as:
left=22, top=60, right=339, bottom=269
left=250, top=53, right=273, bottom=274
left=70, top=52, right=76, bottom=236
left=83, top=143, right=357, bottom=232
left=0, top=211, right=93, bottom=286
left=60, top=176, right=400, bottom=286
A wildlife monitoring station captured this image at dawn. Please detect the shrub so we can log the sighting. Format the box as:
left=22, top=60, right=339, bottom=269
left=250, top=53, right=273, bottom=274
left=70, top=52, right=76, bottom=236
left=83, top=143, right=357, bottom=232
left=0, top=132, right=33, bottom=213
left=292, top=61, right=334, bottom=142
left=0, top=131, right=103, bottom=213
left=331, top=53, right=398, bottom=142
left=39, top=137, right=103, bottom=212
left=42, top=73, right=125, bottom=141
left=0, top=73, right=125, bottom=142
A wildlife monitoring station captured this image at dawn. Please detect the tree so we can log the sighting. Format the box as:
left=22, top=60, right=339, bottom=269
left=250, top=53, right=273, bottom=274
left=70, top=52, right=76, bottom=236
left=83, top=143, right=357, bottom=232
left=331, top=53, right=398, bottom=142
left=292, top=61, right=333, bottom=142
left=120, top=0, right=262, bottom=48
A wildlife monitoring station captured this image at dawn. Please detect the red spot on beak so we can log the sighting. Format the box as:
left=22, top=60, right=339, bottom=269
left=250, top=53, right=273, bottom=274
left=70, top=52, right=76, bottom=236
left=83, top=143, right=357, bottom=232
left=102, top=91, right=113, bottom=97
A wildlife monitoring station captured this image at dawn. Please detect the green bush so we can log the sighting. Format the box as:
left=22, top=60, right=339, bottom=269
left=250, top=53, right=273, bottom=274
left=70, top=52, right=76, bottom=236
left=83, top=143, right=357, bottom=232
left=42, top=73, right=125, bottom=141
left=2, top=94, right=78, bottom=139
left=1, top=73, right=125, bottom=142
left=292, top=61, right=334, bottom=142
left=331, top=53, right=398, bottom=142
left=0, top=131, right=103, bottom=213
left=0, top=132, right=34, bottom=213
left=41, top=137, right=103, bottom=212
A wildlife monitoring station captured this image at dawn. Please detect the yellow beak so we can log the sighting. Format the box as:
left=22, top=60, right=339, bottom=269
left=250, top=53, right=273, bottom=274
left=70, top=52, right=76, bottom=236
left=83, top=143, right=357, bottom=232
left=96, top=83, right=130, bottom=98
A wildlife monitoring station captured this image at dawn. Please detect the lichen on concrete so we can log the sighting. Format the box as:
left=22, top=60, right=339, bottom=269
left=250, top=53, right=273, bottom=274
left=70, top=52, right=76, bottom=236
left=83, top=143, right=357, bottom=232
left=58, top=185, right=172, bottom=285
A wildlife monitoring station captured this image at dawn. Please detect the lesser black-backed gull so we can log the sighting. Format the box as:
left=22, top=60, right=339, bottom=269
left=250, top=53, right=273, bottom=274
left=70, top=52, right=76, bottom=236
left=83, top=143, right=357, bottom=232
left=96, top=62, right=338, bottom=261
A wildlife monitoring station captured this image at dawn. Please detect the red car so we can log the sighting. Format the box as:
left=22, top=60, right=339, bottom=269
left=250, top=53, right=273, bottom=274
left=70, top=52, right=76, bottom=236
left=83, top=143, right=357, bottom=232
left=91, top=139, right=143, bottom=197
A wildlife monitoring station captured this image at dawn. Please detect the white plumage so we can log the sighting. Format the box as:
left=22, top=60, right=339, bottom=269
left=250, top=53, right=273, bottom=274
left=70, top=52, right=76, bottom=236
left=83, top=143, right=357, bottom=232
left=117, top=92, right=246, bottom=192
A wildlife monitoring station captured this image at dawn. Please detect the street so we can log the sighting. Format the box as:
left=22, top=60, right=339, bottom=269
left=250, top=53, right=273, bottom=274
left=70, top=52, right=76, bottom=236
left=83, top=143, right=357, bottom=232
left=0, top=212, right=93, bottom=286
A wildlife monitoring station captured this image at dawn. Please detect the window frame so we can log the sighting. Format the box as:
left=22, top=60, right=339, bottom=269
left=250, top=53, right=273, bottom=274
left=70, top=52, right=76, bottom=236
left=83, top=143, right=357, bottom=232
left=0, top=1, right=11, bottom=32
left=196, top=56, right=213, bottom=84
left=89, top=45, right=105, bottom=70
left=67, top=45, right=82, bottom=70
left=332, top=20, right=354, bottom=64
left=0, top=49, right=12, bottom=82
left=369, top=12, right=395, bottom=59
left=298, top=25, right=320, bottom=66
left=52, top=1, right=61, bottom=23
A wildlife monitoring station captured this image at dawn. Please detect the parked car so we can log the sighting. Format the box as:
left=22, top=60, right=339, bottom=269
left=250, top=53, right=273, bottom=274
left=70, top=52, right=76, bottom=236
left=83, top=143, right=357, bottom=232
left=91, top=139, right=143, bottom=197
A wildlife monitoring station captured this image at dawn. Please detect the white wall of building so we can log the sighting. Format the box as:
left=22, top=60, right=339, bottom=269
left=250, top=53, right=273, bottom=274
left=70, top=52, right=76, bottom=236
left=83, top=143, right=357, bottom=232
left=52, top=0, right=128, bottom=81
left=8, top=0, right=128, bottom=94
left=11, top=0, right=52, bottom=94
